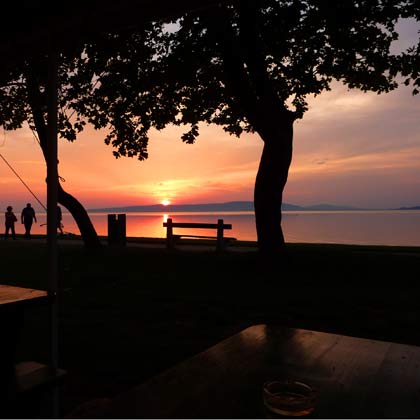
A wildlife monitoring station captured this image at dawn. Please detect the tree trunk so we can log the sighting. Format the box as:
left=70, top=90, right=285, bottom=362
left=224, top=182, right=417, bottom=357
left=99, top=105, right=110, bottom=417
left=204, top=4, right=295, bottom=257
left=26, top=74, right=101, bottom=249
left=57, top=183, right=101, bottom=248
left=254, top=110, right=294, bottom=257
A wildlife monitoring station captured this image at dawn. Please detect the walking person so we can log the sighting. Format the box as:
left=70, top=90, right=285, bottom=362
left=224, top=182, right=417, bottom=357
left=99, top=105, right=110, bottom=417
left=21, top=203, right=37, bottom=238
left=4, top=206, right=17, bottom=239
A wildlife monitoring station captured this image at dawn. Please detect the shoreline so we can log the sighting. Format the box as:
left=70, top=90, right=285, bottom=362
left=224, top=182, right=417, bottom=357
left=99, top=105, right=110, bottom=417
left=3, top=233, right=420, bottom=254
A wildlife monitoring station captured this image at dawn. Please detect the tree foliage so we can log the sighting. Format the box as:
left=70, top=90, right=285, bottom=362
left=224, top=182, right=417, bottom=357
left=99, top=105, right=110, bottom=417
left=1, top=1, right=417, bottom=161
left=50, top=0, right=416, bottom=157
left=397, top=1, right=420, bottom=95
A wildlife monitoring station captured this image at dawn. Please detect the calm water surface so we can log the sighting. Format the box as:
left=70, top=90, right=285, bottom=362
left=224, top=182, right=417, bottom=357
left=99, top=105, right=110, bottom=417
left=27, top=210, right=420, bottom=247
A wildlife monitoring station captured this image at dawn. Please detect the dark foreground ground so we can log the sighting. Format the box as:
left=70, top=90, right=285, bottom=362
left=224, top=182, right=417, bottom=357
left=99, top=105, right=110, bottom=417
left=2, top=237, right=420, bottom=416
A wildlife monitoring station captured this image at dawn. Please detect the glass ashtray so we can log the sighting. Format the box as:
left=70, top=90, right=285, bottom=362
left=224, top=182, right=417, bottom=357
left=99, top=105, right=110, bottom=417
left=263, top=380, right=317, bottom=417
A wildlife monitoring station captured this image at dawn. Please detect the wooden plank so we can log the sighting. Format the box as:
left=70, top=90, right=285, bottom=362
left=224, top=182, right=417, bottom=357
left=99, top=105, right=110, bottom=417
left=0, top=362, right=67, bottom=418
left=0, top=285, right=49, bottom=411
left=103, top=327, right=335, bottom=418
left=15, top=361, right=66, bottom=394
left=174, top=235, right=236, bottom=240
left=177, top=235, right=216, bottom=238
left=104, top=325, right=420, bottom=419
left=0, top=285, right=47, bottom=307
left=105, top=325, right=272, bottom=418
left=163, top=222, right=232, bottom=229
left=367, top=342, right=420, bottom=418
left=307, top=334, right=390, bottom=417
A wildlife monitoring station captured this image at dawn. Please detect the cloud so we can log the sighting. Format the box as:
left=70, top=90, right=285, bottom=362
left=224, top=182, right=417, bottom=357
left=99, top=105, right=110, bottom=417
left=295, top=82, right=420, bottom=162
left=291, top=145, right=420, bottom=177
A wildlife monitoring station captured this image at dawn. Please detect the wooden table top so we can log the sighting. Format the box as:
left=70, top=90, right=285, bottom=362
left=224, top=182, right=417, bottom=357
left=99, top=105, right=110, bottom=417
left=0, top=284, right=47, bottom=307
left=105, top=324, right=420, bottom=418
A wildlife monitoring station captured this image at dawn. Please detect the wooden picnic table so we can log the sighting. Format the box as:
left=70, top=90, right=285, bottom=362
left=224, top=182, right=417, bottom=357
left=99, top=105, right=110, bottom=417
left=0, top=284, right=48, bottom=308
left=0, top=284, right=48, bottom=348
left=0, top=284, right=48, bottom=415
left=105, top=324, right=420, bottom=418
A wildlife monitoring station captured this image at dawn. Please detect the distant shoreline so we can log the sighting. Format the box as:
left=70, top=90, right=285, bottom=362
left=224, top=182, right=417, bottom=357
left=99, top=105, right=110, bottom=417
left=4, top=234, right=420, bottom=251
left=87, top=200, right=420, bottom=213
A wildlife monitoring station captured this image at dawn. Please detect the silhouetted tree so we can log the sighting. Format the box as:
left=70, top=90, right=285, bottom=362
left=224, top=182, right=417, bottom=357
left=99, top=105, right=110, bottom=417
left=0, top=57, right=101, bottom=248
left=398, top=1, right=420, bottom=95
left=69, top=0, right=417, bottom=257
left=0, top=26, right=167, bottom=248
left=1, top=1, right=417, bottom=255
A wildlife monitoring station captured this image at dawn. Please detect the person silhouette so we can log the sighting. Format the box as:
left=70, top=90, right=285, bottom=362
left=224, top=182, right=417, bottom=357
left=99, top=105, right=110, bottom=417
left=21, top=203, right=37, bottom=238
left=5, top=206, right=17, bottom=240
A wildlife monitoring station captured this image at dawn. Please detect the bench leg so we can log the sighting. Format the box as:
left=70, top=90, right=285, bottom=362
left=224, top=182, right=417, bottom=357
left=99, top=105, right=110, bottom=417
left=166, top=218, right=174, bottom=250
left=216, top=219, right=224, bottom=252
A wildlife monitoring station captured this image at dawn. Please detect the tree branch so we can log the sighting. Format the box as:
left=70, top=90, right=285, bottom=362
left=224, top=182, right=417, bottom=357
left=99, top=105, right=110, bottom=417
left=239, top=0, right=293, bottom=122
left=25, top=72, right=48, bottom=161
left=202, top=5, right=260, bottom=128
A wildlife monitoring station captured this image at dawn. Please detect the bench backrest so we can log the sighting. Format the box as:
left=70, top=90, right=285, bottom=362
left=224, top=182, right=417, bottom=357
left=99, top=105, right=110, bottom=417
left=163, top=221, right=232, bottom=230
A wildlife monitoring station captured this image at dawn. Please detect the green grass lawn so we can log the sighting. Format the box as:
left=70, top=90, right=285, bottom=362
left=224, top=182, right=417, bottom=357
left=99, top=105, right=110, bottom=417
left=2, top=238, right=420, bottom=415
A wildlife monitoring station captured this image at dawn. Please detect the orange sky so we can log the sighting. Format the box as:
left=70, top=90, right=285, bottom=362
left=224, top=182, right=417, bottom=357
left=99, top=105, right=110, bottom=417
left=1, top=82, right=419, bottom=211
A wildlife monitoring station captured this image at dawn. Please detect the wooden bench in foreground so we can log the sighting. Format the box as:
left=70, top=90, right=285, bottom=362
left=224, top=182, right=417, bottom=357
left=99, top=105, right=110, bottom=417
left=0, top=285, right=66, bottom=417
left=0, top=361, right=67, bottom=418
left=163, top=218, right=235, bottom=251
left=16, top=361, right=66, bottom=395
left=16, top=361, right=66, bottom=417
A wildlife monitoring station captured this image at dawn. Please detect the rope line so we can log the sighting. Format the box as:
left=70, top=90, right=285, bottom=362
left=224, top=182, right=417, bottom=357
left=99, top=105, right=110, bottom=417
left=0, top=153, right=47, bottom=211
left=29, top=124, right=41, bottom=146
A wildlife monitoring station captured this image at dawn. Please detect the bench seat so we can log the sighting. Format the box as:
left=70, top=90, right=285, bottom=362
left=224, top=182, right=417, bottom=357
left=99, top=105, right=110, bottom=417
left=16, top=361, right=66, bottom=394
left=173, top=234, right=237, bottom=241
left=1, top=361, right=66, bottom=417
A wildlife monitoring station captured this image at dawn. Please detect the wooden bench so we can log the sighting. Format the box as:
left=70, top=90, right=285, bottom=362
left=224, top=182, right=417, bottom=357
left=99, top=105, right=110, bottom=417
left=15, top=361, right=66, bottom=395
left=0, top=286, right=65, bottom=417
left=163, top=218, right=235, bottom=251
left=1, top=361, right=66, bottom=417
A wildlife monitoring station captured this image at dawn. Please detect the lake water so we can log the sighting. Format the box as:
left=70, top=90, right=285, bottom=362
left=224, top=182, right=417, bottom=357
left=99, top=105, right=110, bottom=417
left=25, top=210, right=420, bottom=247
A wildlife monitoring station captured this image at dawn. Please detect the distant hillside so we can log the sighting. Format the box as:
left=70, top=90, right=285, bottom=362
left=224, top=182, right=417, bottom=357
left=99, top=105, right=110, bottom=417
left=89, top=201, right=253, bottom=213
left=89, top=201, right=361, bottom=213
left=302, top=203, right=362, bottom=211
left=397, top=206, right=420, bottom=210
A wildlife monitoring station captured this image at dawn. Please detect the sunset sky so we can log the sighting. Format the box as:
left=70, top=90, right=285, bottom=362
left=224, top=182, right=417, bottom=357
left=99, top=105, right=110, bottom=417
left=1, top=22, right=419, bottom=212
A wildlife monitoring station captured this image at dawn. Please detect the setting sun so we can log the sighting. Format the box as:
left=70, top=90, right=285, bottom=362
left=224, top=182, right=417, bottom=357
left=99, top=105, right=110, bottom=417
left=161, top=199, right=171, bottom=206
